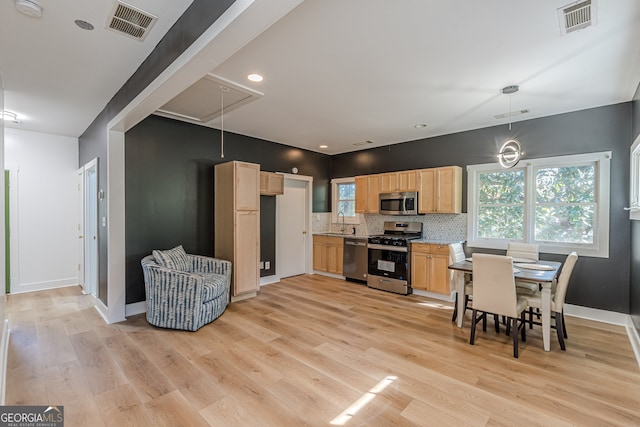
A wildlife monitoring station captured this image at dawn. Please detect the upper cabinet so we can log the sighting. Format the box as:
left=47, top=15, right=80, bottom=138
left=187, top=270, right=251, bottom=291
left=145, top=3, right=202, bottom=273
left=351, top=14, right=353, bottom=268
left=260, top=171, right=284, bottom=196
left=355, top=175, right=379, bottom=213
left=418, top=166, right=462, bottom=213
left=356, top=166, right=461, bottom=214
left=379, top=173, right=398, bottom=193
left=398, top=170, right=418, bottom=191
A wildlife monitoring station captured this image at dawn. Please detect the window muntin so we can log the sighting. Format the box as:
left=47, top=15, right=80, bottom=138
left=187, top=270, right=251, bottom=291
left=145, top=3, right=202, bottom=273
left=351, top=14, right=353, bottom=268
left=336, top=182, right=356, bottom=218
left=467, top=152, right=610, bottom=258
left=331, top=178, right=359, bottom=224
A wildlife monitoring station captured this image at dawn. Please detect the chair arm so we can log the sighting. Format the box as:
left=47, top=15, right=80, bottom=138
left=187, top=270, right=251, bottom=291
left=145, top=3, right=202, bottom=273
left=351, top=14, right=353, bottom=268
left=143, top=264, right=205, bottom=313
left=188, top=254, right=232, bottom=276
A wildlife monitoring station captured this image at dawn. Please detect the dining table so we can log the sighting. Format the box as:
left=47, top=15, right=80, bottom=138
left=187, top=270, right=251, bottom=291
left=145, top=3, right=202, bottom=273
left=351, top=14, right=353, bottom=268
left=448, top=257, right=562, bottom=351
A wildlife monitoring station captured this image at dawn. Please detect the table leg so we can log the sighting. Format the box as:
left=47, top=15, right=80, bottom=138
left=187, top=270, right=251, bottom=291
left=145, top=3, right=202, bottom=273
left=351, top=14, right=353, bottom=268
left=456, top=271, right=465, bottom=328
left=541, top=282, right=551, bottom=351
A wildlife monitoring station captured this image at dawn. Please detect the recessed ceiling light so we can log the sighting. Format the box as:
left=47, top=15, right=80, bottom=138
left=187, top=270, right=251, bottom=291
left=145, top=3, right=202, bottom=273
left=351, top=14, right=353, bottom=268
left=319, top=145, right=328, bottom=149
left=414, top=124, right=427, bottom=128
left=75, top=19, right=94, bottom=30
left=247, top=73, right=263, bottom=82
left=15, top=0, right=42, bottom=18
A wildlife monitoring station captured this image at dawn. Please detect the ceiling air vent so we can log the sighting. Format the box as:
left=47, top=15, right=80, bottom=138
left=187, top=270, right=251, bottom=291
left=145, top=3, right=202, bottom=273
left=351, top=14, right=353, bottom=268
left=106, top=1, right=157, bottom=41
left=494, top=109, right=530, bottom=120
left=353, top=140, right=374, bottom=147
left=558, top=0, right=595, bottom=36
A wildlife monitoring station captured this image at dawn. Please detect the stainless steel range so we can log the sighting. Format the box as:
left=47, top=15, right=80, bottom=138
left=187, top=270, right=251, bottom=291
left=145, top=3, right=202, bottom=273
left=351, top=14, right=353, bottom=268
left=367, top=221, right=423, bottom=295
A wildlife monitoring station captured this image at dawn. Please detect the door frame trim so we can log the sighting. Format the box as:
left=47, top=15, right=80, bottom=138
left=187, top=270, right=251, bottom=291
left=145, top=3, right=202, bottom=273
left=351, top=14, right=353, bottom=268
left=274, top=173, right=313, bottom=283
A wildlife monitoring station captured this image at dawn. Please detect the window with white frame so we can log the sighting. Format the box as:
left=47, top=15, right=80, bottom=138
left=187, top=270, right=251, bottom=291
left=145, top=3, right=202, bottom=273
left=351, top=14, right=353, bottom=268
left=467, top=151, right=610, bottom=257
left=331, top=178, right=359, bottom=225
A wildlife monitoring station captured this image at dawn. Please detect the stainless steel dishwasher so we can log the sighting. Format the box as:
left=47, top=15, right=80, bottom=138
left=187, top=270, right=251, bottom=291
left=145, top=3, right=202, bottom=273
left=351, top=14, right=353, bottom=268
left=343, top=237, right=368, bottom=283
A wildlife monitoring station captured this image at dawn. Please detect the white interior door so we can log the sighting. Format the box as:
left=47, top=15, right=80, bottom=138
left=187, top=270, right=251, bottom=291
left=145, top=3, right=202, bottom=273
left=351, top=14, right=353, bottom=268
left=276, top=177, right=309, bottom=278
left=7, top=167, right=19, bottom=294
left=77, top=167, right=84, bottom=289
left=83, top=159, right=98, bottom=297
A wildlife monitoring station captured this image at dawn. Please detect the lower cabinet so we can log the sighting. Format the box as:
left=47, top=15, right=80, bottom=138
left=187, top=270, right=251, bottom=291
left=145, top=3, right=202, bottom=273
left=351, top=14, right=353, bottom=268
left=313, top=235, right=344, bottom=275
left=411, top=243, right=450, bottom=294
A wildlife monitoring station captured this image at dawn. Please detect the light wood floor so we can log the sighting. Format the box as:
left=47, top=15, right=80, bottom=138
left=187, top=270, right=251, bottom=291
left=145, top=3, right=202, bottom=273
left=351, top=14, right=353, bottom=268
left=5, top=274, right=640, bottom=426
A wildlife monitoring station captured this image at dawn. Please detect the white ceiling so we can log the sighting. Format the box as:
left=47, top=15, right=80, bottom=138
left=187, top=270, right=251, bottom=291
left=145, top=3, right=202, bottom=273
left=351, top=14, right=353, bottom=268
left=3, top=0, right=640, bottom=155
left=0, top=0, right=194, bottom=137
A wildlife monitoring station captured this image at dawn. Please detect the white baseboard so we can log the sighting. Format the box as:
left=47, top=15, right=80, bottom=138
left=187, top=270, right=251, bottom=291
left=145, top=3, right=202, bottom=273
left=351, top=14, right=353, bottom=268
left=125, top=301, right=147, bottom=317
left=564, top=303, right=629, bottom=325
left=260, top=275, right=280, bottom=286
left=626, top=318, right=640, bottom=369
left=93, top=298, right=110, bottom=324
left=11, top=278, right=78, bottom=294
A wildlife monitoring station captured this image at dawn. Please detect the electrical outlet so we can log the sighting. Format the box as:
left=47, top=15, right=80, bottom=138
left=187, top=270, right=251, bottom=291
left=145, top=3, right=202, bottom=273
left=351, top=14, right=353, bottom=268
left=260, top=261, right=264, bottom=269
left=265, top=261, right=271, bottom=270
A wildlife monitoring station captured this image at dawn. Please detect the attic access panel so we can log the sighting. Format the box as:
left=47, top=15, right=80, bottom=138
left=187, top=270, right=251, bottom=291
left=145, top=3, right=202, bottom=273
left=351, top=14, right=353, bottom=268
left=155, top=74, right=264, bottom=124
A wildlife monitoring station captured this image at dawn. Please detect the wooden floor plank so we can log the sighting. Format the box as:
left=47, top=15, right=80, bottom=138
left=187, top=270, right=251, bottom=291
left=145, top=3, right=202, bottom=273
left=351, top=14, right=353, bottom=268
left=5, top=278, right=640, bottom=426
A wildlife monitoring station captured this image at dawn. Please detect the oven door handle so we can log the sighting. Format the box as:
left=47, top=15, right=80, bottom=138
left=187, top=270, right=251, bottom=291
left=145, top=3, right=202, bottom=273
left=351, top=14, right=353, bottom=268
left=367, top=243, right=407, bottom=252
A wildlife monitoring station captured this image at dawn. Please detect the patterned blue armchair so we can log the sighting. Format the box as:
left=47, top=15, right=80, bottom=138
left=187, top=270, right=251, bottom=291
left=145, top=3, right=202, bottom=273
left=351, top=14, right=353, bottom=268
left=141, top=245, right=232, bottom=331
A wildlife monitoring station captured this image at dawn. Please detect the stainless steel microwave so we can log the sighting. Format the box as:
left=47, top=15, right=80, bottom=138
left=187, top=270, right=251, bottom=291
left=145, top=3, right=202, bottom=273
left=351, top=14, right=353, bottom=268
left=379, top=191, right=418, bottom=215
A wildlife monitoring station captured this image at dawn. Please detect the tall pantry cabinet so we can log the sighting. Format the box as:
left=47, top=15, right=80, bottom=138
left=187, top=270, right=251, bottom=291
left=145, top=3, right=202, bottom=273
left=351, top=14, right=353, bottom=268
left=214, top=161, right=260, bottom=300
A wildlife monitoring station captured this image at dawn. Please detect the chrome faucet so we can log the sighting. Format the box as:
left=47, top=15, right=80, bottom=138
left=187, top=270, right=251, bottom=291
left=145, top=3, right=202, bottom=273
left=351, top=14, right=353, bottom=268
left=338, top=211, right=345, bottom=234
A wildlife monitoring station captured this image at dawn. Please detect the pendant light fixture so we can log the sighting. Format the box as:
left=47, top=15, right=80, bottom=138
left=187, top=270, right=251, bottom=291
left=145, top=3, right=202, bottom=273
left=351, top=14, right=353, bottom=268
left=219, top=85, right=229, bottom=158
left=498, top=85, right=522, bottom=168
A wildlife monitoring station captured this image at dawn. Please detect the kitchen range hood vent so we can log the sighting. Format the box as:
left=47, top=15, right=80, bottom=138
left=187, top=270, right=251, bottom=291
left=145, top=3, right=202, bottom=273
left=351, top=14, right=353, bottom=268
left=106, top=1, right=157, bottom=41
left=558, top=0, right=594, bottom=35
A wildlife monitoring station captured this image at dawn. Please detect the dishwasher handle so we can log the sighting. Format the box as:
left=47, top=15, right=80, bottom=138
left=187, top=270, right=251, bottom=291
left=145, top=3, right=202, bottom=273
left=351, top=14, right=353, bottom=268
left=345, top=240, right=367, bottom=247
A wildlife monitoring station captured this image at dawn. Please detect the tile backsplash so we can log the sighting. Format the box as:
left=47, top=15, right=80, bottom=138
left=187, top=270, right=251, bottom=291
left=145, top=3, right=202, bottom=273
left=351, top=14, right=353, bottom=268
left=312, top=212, right=467, bottom=242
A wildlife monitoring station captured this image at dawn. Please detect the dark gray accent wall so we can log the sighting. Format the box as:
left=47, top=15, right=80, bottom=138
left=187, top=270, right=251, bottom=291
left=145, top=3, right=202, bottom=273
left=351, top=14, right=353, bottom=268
left=631, top=83, right=640, bottom=332
left=79, top=0, right=237, bottom=305
left=332, top=103, right=632, bottom=313
left=125, top=115, right=330, bottom=304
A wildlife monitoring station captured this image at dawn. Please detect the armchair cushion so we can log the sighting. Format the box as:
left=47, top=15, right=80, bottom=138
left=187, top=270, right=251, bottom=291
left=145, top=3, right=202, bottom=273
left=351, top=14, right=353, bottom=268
left=153, top=245, right=189, bottom=272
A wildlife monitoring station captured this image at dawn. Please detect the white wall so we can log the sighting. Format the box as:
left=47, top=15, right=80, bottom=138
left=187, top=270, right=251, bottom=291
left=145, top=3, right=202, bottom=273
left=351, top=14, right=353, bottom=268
left=5, top=128, right=79, bottom=293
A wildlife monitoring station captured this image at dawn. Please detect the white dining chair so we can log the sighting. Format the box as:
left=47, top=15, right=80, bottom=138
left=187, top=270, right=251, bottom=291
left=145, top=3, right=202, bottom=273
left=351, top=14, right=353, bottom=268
left=449, top=243, right=472, bottom=322
left=524, top=252, right=578, bottom=351
left=507, top=242, right=540, bottom=292
left=470, top=253, right=528, bottom=358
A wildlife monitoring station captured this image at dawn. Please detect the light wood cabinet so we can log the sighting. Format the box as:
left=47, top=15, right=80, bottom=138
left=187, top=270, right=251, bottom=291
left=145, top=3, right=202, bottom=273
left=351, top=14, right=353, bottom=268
left=355, top=167, right=457, bottom=213
left=313, top=235, right=344, bottom=275
left=379, top=173, right=398, bottom=193
left=355, top=175, right=379, bottom=213
left=411, top=243, right=451, bottom=295
left=260, top=171, right=284, bottom=196
left=418, top=166, right=462, bottom=213
left=215, top=161, right=260, bottom=299
left=398, top=170, right=418, bottom=191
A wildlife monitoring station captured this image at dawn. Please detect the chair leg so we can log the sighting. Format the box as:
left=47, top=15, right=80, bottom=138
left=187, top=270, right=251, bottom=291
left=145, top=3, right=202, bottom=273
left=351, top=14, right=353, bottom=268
left=470, top=309, right=478, bottom=344
left=494, top=314, right=500, bottom=333
left=452, top=293, right=458, bottom=322
left=512, top=317, right=519, bottom=358
left=482, top=312, right=487, bottom=332
left=506, top=319, right=511, bottom=336
left=556, top=311, right=566, bottom=351
left=521, top=311, right=526, bottom=343
left=528, top=307, right=534, bottom=329
left=562, top=312, right=568, bottom=339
